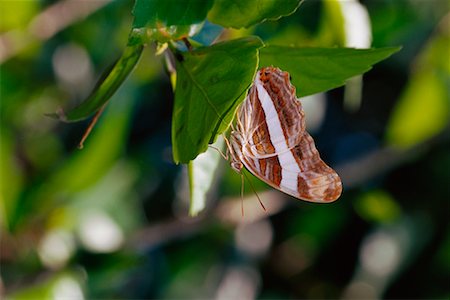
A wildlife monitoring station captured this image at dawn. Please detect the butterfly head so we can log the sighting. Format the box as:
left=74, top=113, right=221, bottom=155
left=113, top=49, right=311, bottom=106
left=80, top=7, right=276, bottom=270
left=230, top=160, right=243, bottom=173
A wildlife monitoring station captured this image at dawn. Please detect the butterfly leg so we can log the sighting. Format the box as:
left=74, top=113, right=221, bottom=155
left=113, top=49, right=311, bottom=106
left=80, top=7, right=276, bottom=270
left=208, top=144, right=228, bottom=160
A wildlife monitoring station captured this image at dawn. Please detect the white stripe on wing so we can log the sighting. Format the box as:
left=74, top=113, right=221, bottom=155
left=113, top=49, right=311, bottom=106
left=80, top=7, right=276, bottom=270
left=254, top=73, right=301, bottom=191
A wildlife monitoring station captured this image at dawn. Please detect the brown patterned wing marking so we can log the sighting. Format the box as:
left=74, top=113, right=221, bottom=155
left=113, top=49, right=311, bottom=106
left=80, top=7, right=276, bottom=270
left=240, top=131, right=342, bottom=203
left=241, top=155, right=282, bottom=189
left=237, top=67, right=305, bottom=158
left=291, top=132, right=342, bottom=202
left=237, top=84, right=276, bottom=156
left=231, top=66, right=342, bottom=203
left=259, top=67, right=305, bottom=148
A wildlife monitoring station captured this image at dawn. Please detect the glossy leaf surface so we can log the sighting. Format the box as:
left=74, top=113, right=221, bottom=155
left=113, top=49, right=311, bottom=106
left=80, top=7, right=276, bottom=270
left=208, top=0, right=302, bottom=28
left=259, top=46, right=401, bottom=97
left=172, top=36, right=263, bottom=163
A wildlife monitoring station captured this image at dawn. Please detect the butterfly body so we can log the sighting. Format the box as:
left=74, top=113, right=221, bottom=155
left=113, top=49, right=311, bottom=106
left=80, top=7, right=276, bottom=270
left=230, top=67, right=342, bottom=203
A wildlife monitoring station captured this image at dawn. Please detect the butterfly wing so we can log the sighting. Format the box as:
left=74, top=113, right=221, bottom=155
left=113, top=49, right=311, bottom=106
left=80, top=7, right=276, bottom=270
left=232, top=66, right=342, bottom=202
left=240, top=132, right=342, bottom=202
left=237, top=68, right=305, bottom=159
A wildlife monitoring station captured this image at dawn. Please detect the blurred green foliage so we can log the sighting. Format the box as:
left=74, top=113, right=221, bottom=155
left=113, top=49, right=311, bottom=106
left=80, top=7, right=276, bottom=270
left=1, top=0, right=449, bottom=299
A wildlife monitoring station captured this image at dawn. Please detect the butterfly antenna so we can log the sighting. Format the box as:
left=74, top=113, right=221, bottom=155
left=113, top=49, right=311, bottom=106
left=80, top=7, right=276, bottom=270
left=242, top=171, right=266, bottom=211
left=240, top=173, right=245, bottom=217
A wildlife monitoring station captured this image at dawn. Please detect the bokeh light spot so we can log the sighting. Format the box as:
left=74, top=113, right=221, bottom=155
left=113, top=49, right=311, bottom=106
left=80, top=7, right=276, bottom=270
left=78, top=211, right=124, bottom=253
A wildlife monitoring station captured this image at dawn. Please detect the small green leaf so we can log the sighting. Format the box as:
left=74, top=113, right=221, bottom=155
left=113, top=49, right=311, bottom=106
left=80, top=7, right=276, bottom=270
left=188, top=137, right=224, bottom=216
left=259, top=46, right=401, bottom=97
left=52, top=44, right=143, bottom=122
left=208, top=0, right=303, bottom=29
left=172, top=36, right=263, bottom=163
left=132, top=0, right=214, bottom=43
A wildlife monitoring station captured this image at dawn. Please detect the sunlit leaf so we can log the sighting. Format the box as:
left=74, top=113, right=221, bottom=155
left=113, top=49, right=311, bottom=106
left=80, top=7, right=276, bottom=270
left=259, top=46, right=401, bottom=97
left=172, top=36, right=263, bottom=163
left=316, top=0, right=346, bottom=47
left=132, top=0, right=214, bottom=43
left=188, top=137, right=224, bottom=216
left=386, top=19, right=450, bottom=148
left=355, top=190, right=401, bottom=223
left=51, top=44, right=143, bottom=122
left=208, top=0, right=303, bottom=29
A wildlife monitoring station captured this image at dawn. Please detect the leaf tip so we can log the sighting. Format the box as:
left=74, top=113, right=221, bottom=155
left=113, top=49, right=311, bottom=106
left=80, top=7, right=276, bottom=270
left=45, top=107, right=68, bottom=122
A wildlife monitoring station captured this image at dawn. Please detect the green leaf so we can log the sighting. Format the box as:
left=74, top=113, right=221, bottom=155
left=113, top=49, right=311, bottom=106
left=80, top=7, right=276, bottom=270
left=259, top=46, right=401, bottom=97
left=132, top=0, right=214, bottom=43
left=208, top=0, right=302, bottom=29
left=51, top=44, right=143, bottom=122
left=172, top=36, right=263, bottom=164
left=188, top=137, right=224, bottom=216
left=315, top=0, right=346, bottom=47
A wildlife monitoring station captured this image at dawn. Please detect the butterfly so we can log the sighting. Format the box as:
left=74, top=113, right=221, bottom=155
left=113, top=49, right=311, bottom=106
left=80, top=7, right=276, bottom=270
left=228, top=67, right=342, bottom=203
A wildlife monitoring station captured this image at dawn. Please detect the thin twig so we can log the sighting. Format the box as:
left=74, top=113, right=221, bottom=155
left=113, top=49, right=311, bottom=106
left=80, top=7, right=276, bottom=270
left=77, top=104, right=106, bottom=149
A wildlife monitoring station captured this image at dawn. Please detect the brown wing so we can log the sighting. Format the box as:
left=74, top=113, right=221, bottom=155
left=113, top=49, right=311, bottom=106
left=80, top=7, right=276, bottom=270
left=236, top=67, right=305, bottom=158
left=240, top=132, right=342, bottom=203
